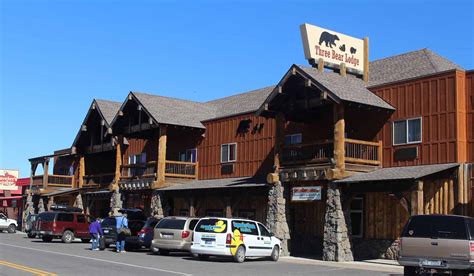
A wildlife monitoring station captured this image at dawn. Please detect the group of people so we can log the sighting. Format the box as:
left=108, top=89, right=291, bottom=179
left=88, top=212, right=129, bottom=253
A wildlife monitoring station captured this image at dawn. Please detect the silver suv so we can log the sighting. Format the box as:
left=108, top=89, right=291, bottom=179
left=399, top=215, right=474, bottom=275
left=150, top=216, right=199, bottom=255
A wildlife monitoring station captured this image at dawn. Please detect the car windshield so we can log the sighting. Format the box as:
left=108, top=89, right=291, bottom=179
left=195, top=219, right=228, bottom=233
left=156, top=218, right=186, bottom=230
left=402, top=216, right=468, bottom=240
left=101, top=217, right=116, bottom=227
left=38, top=213, right=56, bottom=222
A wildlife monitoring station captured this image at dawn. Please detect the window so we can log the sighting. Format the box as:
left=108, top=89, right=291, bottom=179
left=195, top=218, right=228, bottom=233
left=221, top=143, right=237, bottom=163
left=284, top=133, right=302, bottom=146
left=56, top=213, right=74, bottom=222
left=393, top=118, right=422, bottom=145
left=189, top=219, right=199, bottom=231
left=128, top=152, right=147, bottom=176
left=179, top=148, right=197, bottom=163
left=77, top=215, right=86, bottom=223
left=402, top=216, right=468, bottom=240
left=156, top=218, right=186, bottom=230
left=232, top=220, right=259, bottom=236
left=258, top=223, right=271, bottom=237
left=350, top=196, right=364, bottom=238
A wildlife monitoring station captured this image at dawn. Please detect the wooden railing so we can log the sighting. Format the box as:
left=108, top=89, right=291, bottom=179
left=32, top=175, right=44, bottom=186
left=282, top=141, right=333, bottom=164
left=120, top=161, right=157, bottom=179
left=31, top=174, right=74, bottom=187
left=165, top=160, right=198, bottom=179
left=344, top=139, right=382, bottom=166
left=83, top=173, right=115, bottom=187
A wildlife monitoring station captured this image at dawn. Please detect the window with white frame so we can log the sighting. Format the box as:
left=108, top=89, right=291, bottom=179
left=179, top=148, right=197, bottom=163
left=393, top=118, right=422, bottom=145
left=221, top=143, right=237, bottom=163
left=350, top=196, right=364, bottom=238
left=284, top=133, right=302, bottom=146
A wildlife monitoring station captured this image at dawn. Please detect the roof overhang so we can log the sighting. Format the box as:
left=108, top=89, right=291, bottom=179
left=72, top=99, right=114, bottom=148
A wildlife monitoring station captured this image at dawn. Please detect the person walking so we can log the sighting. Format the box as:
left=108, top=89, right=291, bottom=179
left=89, top=217, right=103, bottom=251
left=115, top=212, right=129, bottom=253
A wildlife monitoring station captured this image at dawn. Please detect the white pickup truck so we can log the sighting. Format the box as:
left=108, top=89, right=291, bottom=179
left=0, top=213, right=17, bottom=233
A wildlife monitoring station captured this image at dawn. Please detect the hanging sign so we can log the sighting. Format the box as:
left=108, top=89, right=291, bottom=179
left=291, top=186, right=322, bottom=201
left=0, top=169, right=19, bottom=190
left=300, top=23, right=366, bottom=75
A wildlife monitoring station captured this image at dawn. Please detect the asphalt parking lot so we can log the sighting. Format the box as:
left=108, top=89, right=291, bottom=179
left=0, top=232, right=402, bottom=276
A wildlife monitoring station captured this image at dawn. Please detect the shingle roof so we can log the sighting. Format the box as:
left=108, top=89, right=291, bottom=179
left=294, top=65, right=395, bottom=110
left=336, top=163, right=459, bottom=183
left=206, top=86, right=275, bottom=120
left=159, top=177, right=268, bottom=191
left=368, top=49, right=462, bottom=87
left=132, top=92, right=217, bottom=129
left=95, top=99, right=122, bottom=126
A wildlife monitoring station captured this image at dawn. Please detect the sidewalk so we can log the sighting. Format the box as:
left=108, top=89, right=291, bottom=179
left=280, top=256, right=403, bottom=273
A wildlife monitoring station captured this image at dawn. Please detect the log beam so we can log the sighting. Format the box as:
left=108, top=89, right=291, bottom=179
left=410, top=181, right=424, bottom=216
left=154, top=125, right=167, bottom=188
left=78, top=156, right=85, bottom=188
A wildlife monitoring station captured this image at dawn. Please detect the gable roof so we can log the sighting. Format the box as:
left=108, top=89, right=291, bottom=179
left=336, top=163, right=459, bottom=183
left=368, top=48, right=463, bottom=87
left=130, top=92, right=216, bottom=129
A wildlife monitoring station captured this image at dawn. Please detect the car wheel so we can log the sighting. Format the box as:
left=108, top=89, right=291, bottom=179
left=403, top=266, right=417, bottom=276
left=233, top=245, right=246, bottom=263
left=42, top=236, right=53, bottom=242
left=270, top=245, right=279, bottom=261
left=159, top=249, right=169, bottom=256
left=27, top=233, right=36, bottom=238
left=7, top=224, right=16, bottom=233
left=150, top=246, right=159, bottom=255
left=62, top=230, right=74, bottom=243
left=198, top=254, right=209, bottom=261
left=81, top=239, right=91, bottom=243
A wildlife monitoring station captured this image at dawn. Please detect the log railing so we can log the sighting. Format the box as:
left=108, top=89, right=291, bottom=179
left=83, top=173, right=115, bottom=187
left=32, top=174, right=74, bottom=187
left=281, top=141, right=333, bottom=164
left=344, top=139, right=382, bottom=166
left=165, top=160, right=198, bottom=179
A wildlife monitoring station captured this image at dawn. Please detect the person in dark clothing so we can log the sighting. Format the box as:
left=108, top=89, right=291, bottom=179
left=89, top=217, right=103, bottom=251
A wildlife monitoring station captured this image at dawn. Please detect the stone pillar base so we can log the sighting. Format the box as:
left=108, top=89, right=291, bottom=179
left=267, top=181, right=290, bottom=256
left=150, top=190, right=164, bottom=219
left=109, top=189, right=123, bottom=216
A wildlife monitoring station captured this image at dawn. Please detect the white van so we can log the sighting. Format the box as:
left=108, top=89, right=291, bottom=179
left=191, top=217, right=281, bottom=263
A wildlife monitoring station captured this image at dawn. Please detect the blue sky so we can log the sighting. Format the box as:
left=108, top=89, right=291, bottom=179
left=1, top=0, right=473, bottom=177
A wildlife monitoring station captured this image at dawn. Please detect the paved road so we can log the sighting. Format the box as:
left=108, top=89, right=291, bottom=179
left=0, top=233, right=400, bottom=276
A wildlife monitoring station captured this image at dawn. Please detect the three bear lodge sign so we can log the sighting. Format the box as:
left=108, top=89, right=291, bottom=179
left=300, top=23, right=368, bottom=78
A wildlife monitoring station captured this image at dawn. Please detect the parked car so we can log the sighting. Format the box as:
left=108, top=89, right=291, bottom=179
left=398, top=214, right=474, bottom=275
left=191, top=217, right=281, bottom=263
left=135, top=217, right=161, bottom=250
left=25, top=214, right=38, bottom=238
left=32, top=211, right=91, bottom=243
left=0, top=212, right=17, bottom=233
left=101, top=208, right=147, bottom=249
left=150, top=217, right=199, bottom=255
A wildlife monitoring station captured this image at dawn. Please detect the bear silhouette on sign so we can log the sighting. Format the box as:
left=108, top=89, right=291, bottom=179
left=339, top=44, right=346, bottom=52
left=350, top=47, right=357, bottom=54
left=319, top=31, right=339, bottom=48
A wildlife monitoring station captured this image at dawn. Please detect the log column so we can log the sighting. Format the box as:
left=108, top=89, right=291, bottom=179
left=189, top=197, right=195, bottom=217
left=410, top=181, right=424, bottom=216
left=274, top=113, right=285, bottom=173
left=112, top=137, right=123, bottom=191
left=78, top=155, right=85, bottom=188
left=225, top=197, right=232, bottom=218
left=333, top=104, right=345, bottom=179
left=42, top=159, right=49, bottom=189
left=155, top=125, right=168, bottom=188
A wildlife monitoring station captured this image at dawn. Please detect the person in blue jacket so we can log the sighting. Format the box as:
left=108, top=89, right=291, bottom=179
left=115, top=212, right=128, bottom=253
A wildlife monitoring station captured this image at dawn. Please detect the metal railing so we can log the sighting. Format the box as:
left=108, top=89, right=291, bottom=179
left=165, top=160, right=198, bottom=179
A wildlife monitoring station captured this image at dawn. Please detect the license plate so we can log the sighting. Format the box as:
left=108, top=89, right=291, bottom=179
left=104, top=230, right=109, bottom=233
left=162, top=234, right=173, bottom=239
left=421, top=260, right=442, bottom=267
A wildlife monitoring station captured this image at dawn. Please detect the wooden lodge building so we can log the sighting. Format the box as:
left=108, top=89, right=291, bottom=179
left=26, top=48, right=473, bottom=261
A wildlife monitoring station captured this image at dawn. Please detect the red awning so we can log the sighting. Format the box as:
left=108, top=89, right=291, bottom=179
left=0, top=196, right=22, bottom=200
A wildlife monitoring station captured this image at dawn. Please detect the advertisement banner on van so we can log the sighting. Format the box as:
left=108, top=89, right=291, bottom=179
left=0, top=169, right=19, bottom=190
left=300, top=23, right=365, bottom=74
left=291, top=186, right=322, bottom=201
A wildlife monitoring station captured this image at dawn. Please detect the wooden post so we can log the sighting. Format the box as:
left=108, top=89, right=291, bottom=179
left=78, top=156, right=85, bottom=188
left=318, top=58, right=324, bottom=72
left=339, top=63, right=346, bottom=77
left=189, top=197, right=195, bottom=217
left=363, top=37, right=369, bottom=83
left=42, top=159, right=49, bottom=189
left=112, top=138, right=122, bottom=191
left=457, top=165, right=465, bottom=215
left=333, top=104, right=345, bottom=176
left=449, top=179, right=455, bottom=214
left=410, top=181, right=424, bottom=216
left=443, top=181, right=449, bottom=214
left=377, top=140, right=383, bottom=167
left=195, top=162, right=199, bottom=179
left=156, top=125, right=168, bottom=186
left=30, top=163, right=36, bottom=189
left=274, top=113, right=285, bottom=173
left=225, top=197, right=232, bottom=218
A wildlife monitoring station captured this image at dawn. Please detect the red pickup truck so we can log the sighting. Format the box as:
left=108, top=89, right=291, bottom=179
left=33, top=211, right=91, bottom=243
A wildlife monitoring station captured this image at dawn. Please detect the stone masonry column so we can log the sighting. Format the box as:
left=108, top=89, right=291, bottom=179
left=109, top=189, right=123, bottom=216
left=150, top=190, right=164, bottom=219
left=73, top=194, right=84, bottom=211
left=323, top=182, right=353, bottom=262
left=22, top=191, right=36, bottom=231
left=267, top=181, right=291, bottom=256
left=38, top=197, right=46, bottom=213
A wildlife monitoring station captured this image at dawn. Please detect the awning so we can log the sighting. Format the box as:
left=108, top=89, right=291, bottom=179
left=82, top=190, right=111, bottom=196
left=159, top=177, right=268, bottom=191
left=336, top=163, right=459, bottom=184
left=0, top=196, right=22, bottom=200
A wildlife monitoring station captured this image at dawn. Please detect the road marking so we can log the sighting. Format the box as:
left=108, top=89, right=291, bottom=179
left=0, top=260, right=58, bottom=276
left=0, top=243, right=192, bottom=276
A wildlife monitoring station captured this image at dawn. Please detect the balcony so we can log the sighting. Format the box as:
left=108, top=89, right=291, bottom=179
left=83, top=173, right=115, bottom=188
left=280, top=138, right=382, bottom=181
left=31, top=174, right=74, bottom=188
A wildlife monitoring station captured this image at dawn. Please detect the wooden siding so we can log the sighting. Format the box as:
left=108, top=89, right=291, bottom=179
left=467, top=71, right=474, bottom=163
left=373, top=71, right=460, bottom=167
left=122, top=137, right=158, bottom=165
left=198, top=114, right=275, bottom=179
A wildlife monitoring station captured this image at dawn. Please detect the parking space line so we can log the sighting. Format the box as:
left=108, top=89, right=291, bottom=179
left=0, top=243, right=192, bottom=276
left=0, top=260, right=58, bottom=276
